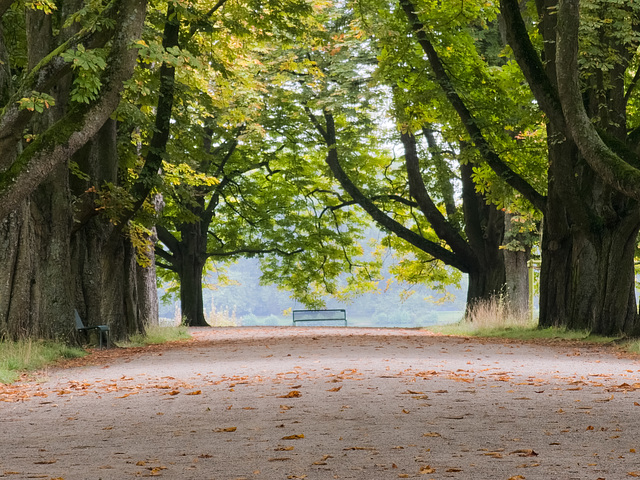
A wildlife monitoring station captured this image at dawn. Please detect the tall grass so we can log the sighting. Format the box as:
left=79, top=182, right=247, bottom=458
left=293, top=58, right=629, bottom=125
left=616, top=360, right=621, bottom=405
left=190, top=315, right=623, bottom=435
left=205, top=304, right=238, bottom=327
left=0, top=340, right=86, bottom=384
left=428, top=295, right=618, bottom=343
left=120, top=324, right=191, bottom=347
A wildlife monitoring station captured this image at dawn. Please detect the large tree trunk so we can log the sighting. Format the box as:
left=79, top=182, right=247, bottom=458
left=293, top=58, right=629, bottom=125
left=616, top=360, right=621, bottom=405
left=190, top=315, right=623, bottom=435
left=70, top=119, right=159, bottom=340
left=539, top=129, right=640, bottom=335
left=176, top=219, right=209, bottom=327
left=503, top=229, right=529, bottom=317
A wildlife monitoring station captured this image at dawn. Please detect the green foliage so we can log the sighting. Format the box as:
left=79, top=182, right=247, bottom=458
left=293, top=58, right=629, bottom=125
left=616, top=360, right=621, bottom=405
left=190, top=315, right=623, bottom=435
left=25, top=0, right=56, bottom=14
left=17, top=92, right=55, bottom=113
left=61, top=45, right=107, bottom=103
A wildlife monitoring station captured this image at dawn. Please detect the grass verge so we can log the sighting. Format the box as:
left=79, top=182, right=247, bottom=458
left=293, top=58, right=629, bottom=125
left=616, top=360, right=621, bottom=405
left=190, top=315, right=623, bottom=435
left=0, top=340, right=86, bottom=384
left=427, top=322, right=618, bottom=343
left=117, top=325, right=191, bottom=347
left=425, top=295, right=619, bottom=344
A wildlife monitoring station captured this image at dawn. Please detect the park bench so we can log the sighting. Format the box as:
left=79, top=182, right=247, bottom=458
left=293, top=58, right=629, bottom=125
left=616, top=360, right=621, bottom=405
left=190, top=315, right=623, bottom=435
left=74, top=310, right=110, bottom=348
left=292, top=309, right=347, bottom=326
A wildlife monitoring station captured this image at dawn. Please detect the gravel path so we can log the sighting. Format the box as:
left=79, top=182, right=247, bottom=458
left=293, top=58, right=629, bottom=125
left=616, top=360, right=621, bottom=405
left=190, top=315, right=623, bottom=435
left=2, top=327, right=640, bottom=479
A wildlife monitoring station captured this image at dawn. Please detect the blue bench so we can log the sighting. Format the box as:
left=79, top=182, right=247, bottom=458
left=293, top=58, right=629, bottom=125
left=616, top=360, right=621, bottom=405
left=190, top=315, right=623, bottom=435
left=75, top=310, right=110, bottom=348
left=292, top=309, right=347, bottom=326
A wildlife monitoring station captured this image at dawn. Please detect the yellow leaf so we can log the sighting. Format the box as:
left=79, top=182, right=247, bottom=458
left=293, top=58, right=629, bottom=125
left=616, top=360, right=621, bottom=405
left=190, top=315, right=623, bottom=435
left=186, top=390, right=202, bottom=395
left=419, top=465, right=436, bottom=474
left=278, top=390, right=302, bottom=398
left=508, top=476, right=526, bottom=480
left=214, top=427, right=237, bottom=432
left=275, top=446, right=294, bottom=451
left=423, top=432, right=441, bottom=437
left=327, top=386, right=342, bottom=392
left=282, top=434, right=305, bottom=440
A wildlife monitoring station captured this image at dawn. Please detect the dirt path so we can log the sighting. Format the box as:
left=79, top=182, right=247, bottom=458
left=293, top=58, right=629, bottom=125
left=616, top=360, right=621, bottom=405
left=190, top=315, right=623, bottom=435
left=2, top=327, right=640, bottom=480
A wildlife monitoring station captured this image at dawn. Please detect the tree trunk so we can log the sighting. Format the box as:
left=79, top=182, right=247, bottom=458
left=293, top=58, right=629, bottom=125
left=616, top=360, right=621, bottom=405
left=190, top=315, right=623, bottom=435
left=70, top=119, right=160, bottom=340
left=539, top=130, right=640, bottom=335
left=178, top=255, right=208, bottom=327
left=503, top=213, right=530, bottom=316
left=176, top=219, right=209, bottom=327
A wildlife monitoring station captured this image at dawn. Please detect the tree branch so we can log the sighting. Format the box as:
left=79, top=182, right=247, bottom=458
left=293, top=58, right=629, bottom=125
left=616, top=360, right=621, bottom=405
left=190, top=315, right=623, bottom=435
left=207, top=247, right=304, bottom=258
left=402, top=131, right=477, bottom=265
left=400, top=0, right=547, bottom=212
left=499, top=0, right=566, bottom=132
left=0, top=0, right=147, bottom=221
left=555, top=0, right=640, bottom=201
left=318, top=108, right=469, bottom=273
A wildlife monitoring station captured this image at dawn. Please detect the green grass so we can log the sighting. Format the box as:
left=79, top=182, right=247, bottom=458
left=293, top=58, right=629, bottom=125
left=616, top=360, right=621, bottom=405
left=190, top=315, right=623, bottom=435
left=0, top=340, right=86, bottom=384
left=426, top=322, right=619, bottom=343
left=117, top=325, right=191, bottom=347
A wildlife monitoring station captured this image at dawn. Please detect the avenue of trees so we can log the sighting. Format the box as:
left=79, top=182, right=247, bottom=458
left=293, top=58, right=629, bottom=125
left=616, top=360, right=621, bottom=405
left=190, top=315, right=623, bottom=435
left=1, top=0, right=640, bottom=341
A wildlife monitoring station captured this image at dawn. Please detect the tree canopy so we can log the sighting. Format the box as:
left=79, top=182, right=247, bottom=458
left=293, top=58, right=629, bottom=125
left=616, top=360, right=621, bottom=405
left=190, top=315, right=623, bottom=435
left=2, top=0, right=640, bottom=339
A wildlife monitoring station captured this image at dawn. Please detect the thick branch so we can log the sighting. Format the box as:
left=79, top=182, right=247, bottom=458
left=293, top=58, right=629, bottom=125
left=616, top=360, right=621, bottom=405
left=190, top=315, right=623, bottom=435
left=0, top=1, right=117, bottom=152
left=119, top=2, right=178, bottom=223
left=0, top=0, right=147, bottom=221
left=402, top=131, right=477, bottom=265
left=207, top=247, right=304, bottom=258
left=316, top=109, right=469, bottom=273
left=555, top=0, right=640, bottom=200
left=499, top=0, right=566, bottom=132
left=422, top=127, right=456, bottom=217
left=400, top=0, right=547, bottom=212
left=156, top=224, right=181, bottom=255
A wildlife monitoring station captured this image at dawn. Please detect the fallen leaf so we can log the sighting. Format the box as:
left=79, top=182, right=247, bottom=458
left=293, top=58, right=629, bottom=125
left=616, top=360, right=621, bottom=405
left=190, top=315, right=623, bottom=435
left=507, top=476, right=526, bottom=480
left=510, top=449, right=538, bottom=457
left=419, top=465, right=436, bottom=474
left=403, top=390, right=424, bottom=394
left=278, top=390, right=302, bottom=398
left=214, top=427, right=237, bottom=433
left=268, top=457, right=291, bottom=462
left=327, top=386, right=342, bottom=392
left=166, top=390, right=180, bottom=396
left=312, top=454, right=333, bottom=465
left=34, top=460, right=57, bottom=465
left=282, top=434, right=305, bottom=440
left=423, top=432, right=441, bottom=437
left=186, top=390, right=202, bottom=395
left=280, top=405, right=294, bottom=410
left=344, top=446, right=376, bottom=451
left=275, top=446, right=294, bottom=451
left=446, top=467, right=463, bottom=472
left=402, top=409, right=410, bottom=414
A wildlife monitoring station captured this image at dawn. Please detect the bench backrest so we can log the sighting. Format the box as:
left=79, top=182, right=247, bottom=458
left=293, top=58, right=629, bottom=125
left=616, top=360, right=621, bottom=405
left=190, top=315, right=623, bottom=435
left=293, top=309, right=347, bottom=326
left=74, top=310, right=86, bottom=329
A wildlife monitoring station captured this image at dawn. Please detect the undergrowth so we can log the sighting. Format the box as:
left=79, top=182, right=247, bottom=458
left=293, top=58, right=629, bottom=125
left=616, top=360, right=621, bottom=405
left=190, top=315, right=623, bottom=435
left=0, top=340, right=86, bottom=384
left=426, top=295, right=618, bottom=344
left=118, top=325, right=191, bottom=347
